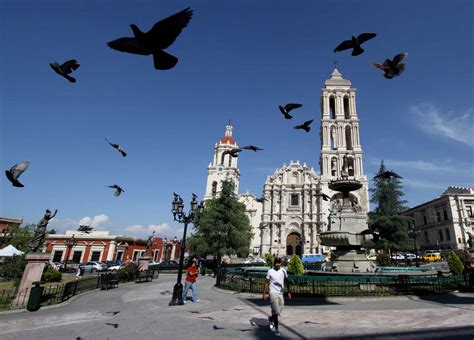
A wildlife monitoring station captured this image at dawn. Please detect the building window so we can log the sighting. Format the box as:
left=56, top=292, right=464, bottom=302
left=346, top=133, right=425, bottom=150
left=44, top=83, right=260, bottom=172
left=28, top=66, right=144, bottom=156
left=133, top=251, right=140, bottom=261
left=290, top=194, right=299, bottom=206
left=53, top=251, right=63, bottom=263
left=445, top=228, right=451, bottom=241
left=212, top=181, right=217, bottom=197
left=253, top=247, right=259, bottom=255
left=467, top=206, right=473, bottom=217
left=116, top=251, right=124, bottom=261
left=72, top=251, right=82, bottom=264
left=436, top=210, right=441, bottom=222
left=424, top=231, right=429, bottom=243
left=329, top=96, right=336, bottom=119
left=438, top=230, right=444, bottom=242
left=423, top=215, right=427, bottom=225
left=90, top=251, right=101, bottom=261
left=345, top=126, right=352, bottom=150
left=153, top=250, right=160, bottom=262
left=344, top=96, right=350, bottom=119
left=443, top=208, right=448, bottom=220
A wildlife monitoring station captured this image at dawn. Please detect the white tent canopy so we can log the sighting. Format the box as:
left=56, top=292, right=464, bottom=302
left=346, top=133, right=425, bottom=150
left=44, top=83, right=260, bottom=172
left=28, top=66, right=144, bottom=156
left=0, top=245, right=24, bottom=257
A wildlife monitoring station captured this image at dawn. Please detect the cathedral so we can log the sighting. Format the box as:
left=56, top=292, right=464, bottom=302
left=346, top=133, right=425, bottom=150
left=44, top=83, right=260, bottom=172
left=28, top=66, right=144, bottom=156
left=203, top=69, right=370, bottom=257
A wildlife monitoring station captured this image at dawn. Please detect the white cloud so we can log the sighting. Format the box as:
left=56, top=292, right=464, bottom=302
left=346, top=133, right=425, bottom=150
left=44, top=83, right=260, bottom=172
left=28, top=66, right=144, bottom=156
left=48, top=218, right=79, bottom=231
left=123, top=223, right=183, bottom=239
left=370, top=158, right=457, bottom=172
left=78, top=214, right=110, bottom=229
left=403, top=178, right=446, bottom=190
left=411, top=104, right=474, bottom=147
left=125, top=225, right=145, bottom=232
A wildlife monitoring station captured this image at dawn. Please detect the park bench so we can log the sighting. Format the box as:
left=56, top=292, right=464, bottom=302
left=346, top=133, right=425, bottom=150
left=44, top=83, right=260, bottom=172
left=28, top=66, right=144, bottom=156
left=98, top=273, right=119, bottom=290
left=135, top=270, right=154, bottom=283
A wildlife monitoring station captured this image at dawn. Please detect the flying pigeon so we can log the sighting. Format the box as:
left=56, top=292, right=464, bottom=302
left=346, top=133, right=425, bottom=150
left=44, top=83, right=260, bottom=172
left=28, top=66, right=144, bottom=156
left=279, top=103, right=302, bottom=119
left=370, top=53, right=408, bottom=79
left=49, top=60, right=80, bottom=83
left=213, top=325, right=224, bottom=330
left=334, top=33, right=377, bottom=56
left=241, top=145, right=263, bottom=152
left=5, top=161, right=30, bottom=187
left=374, top=170, right=403, bottom=180
left=294, top=119, right=314, bottom=133
left=107, top=184, right=125, bottom=197
left=106, top=311, right=120, bottom=316
left=255, top=196, right=268, bottom=203
left=107, top=7, right=193, bottom=70
left=105, top=138, right=127, bottom=157
left=105, top=323, right=119, bottom=328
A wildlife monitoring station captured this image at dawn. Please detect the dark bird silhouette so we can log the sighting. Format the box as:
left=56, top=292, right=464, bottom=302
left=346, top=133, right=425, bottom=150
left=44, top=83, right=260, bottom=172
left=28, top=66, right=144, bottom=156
left=107, top=184, right=125, bottom=197
left=374, top=170, right=403, bottom=180
left=317, top=193, right=331, bottom=201
left=106, top=311, right=120, bottom=316
left=78, top=225, right=94, bottom=234
left=189, top=311, right=200, bottom=314
left=256, top=196, right=268, bottom=203
left=241, top=145, right=263, bottom=152
left=279, top=103, right=302, bottom=119
left=294, top=119, right=314, bottom=133
left=107, top=8, right=193, bottom=70
left=370, top=53, right=408, bottom=79
left=213, top=325, right=224, bottom=330
left=105, top=138, right=127, bottom=157
left=5, top=161, right=30, bottom=187
left=200, top=316, right=215, bottom=320
left=221, top=148, right=242, bottom=164
left=105, top=323, right=119, bottom=328
left=334, top=33, right=377, bottom=56
left=49, top=60, right=80, bottom=83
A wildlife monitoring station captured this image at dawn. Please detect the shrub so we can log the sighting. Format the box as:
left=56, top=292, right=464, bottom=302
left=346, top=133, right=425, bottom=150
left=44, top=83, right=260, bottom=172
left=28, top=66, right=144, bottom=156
left=375, top=253, right=397, bottom=267
left=288, top=255, right=304, bottom=275
left=42, top=268, right=62, bottom=282
left=448, top=251, right=464, bottom=275
left=117, top=266, right=136, bottom=282
left=265, top=253, right=274, bottom=267
left=0, top=255, right=27, bottom=287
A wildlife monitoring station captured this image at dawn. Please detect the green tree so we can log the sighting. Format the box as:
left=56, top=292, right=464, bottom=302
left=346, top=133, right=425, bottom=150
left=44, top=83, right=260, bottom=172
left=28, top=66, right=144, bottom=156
left=265, top=253, right=275, bottom=266
left=188, top=180, right=252, bottom=263
left=288, top=255, right=304, bottom=275
left=447, top=251, right=464, bottom=275
left=369, top=160, right=411, bottom=251
left=0, top=255, right=27, bottom=287
left=9, top=224, right=35, bottom=253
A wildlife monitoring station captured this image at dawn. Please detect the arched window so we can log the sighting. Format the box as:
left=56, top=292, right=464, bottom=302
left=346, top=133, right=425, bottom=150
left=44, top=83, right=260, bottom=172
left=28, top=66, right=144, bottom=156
left=228, top=155, right=232, bottom=167
left=329, top=96, right=336, bottom=119
left=330, top=126, right=336, bottom=150
left=345, top=126, right=352, bottom=150
left=212, top=181, right=217, bottom=197
left=331, top=157, right=338, bottom=176
left=344, top=96, right=350, bottom=119
left=348, top=157, right=354, bottom=176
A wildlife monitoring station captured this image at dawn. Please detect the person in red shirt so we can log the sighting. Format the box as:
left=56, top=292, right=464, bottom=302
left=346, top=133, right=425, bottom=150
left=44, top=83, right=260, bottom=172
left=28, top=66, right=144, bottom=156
left=183, top=259, right=199, bottom=303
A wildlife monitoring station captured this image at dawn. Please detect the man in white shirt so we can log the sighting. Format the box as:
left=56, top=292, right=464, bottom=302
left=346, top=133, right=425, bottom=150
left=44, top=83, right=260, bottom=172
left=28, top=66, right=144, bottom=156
left=262, top=257, right=291, bottom=336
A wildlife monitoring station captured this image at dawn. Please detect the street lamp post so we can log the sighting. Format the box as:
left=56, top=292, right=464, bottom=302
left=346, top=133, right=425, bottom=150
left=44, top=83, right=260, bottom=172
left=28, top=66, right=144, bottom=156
left=408, top=219, right=420, bottom=267
left=63, top=235, right=78, bottom=271
left=169, top=193, right=204, bottom=306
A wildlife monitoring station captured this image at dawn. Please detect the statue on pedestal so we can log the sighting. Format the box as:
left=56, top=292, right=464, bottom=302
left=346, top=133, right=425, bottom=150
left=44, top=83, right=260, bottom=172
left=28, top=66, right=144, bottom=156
left=29, top=209, right=58, bottom=252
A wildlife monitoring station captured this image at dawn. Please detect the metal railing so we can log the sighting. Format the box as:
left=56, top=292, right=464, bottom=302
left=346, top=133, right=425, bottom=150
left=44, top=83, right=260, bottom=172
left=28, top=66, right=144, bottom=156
left=217, top=269, right=469, bottom=296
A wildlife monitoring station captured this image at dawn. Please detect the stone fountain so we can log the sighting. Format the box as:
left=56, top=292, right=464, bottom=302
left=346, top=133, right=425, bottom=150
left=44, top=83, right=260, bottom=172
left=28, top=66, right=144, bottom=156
left=320, top=159, right=376, bottom=272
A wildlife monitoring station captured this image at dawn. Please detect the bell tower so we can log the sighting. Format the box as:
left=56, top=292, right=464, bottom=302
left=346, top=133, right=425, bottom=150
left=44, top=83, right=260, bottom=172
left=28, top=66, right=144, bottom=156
left=204, top=122, right=240, bottom=201
left=319, top=68, right=369, bottom=211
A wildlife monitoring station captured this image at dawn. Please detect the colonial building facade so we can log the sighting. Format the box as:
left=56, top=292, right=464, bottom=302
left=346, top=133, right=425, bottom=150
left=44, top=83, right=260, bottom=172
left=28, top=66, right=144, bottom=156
left=44, top=231, right=181, bottom=264
left=204, top=69, right=370, bottom=257
left=404, top=186, right=474, bottom=251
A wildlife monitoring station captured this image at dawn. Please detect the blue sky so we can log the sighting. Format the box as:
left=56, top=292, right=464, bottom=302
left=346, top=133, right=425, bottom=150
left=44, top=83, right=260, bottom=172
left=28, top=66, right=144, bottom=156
left=1, top=0, right=472, bottom=239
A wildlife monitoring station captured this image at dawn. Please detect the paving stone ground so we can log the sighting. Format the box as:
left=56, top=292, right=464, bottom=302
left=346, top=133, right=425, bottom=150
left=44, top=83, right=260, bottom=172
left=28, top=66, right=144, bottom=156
left=1, top=274, right=473, bottom=339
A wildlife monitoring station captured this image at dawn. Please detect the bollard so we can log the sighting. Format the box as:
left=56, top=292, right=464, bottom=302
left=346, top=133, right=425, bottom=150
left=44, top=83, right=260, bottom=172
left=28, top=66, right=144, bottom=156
left=27, top=281, right=45, bottom=312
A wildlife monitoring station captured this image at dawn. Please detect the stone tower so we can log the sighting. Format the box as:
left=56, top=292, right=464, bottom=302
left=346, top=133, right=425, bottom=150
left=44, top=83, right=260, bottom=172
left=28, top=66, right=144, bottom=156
left=319, top=69, right=369, bottom=212
left=204, top=123, right=240, bottom=201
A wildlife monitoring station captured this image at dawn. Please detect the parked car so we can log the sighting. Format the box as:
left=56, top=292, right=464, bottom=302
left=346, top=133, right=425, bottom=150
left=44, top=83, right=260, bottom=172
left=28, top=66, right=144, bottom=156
left=391, top=253, right=405, bottom=260
left=301, top=254, right=326, bottom=264
left=405, top=253, right=418, bottom=260
left=422, top=253, right=442, bottom=262
left=159, top=260, right=179, bottom=266
left=107, top=264, right=124, bottom=272
left=79, top=261, right=107, bottom=272
left=244, top=256, right=266, bottom=264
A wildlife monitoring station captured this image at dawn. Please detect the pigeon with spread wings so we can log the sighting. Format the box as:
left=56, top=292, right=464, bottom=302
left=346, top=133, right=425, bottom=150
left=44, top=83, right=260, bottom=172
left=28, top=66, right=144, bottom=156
left=5, top=161, right=30, bottom=187
left=107, top=184, right=125, bottom=197
left=294, top=119, right=314, bottom=133
left=370, top=53, right=408, bottom=79
left=279, top=103, right=302, bottom=119
left=105, top=138, right=127, bottom=157
left=334, top=33, right=376, bottom=56
left=107, top=7, right=193, bottom=70
left=49, top=60, right=80, bottom=83
left=241, top=145, right=263, bottom=152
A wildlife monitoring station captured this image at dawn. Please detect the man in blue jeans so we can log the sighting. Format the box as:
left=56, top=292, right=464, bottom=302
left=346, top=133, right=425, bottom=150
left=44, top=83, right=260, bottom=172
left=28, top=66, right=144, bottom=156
left=183, top=259, right=199, bottom=303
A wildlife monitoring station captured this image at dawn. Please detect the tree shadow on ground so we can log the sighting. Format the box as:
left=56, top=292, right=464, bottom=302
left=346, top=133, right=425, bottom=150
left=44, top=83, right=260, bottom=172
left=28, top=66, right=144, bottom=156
left=409, top=293, right=474, bottom=312
left=324, top=325, right=474, bottom=339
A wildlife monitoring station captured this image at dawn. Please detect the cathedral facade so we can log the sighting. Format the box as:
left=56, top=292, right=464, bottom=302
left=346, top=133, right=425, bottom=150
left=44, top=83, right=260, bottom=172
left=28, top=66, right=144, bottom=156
left=204, top=69, right=370, bottom=257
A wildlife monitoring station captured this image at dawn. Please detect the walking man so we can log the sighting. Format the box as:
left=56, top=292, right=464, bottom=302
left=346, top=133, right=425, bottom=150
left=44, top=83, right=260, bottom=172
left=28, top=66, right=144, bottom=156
left=262, top=256, right=291, bottom=337
left=183, top=259, right=200, bottom=303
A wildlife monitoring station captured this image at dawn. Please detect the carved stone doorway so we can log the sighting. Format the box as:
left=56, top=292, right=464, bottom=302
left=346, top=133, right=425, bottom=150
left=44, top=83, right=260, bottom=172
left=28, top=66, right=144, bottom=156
left=286, top=232, right=302, bottom=256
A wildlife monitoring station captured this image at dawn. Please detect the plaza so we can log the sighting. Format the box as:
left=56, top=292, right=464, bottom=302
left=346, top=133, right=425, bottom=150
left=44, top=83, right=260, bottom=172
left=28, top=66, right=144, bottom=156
left=1, top=274, right=473, bottom=339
